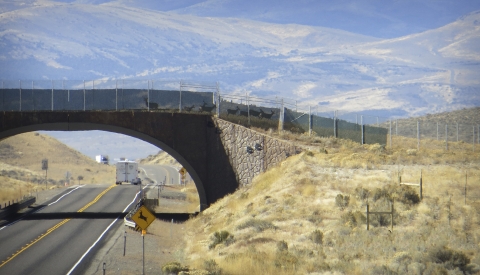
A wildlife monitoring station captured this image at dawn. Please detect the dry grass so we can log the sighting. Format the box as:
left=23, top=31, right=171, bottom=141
left=181, top=133, right=480, bottom=274
left=0, top=132, right=114, bottom=204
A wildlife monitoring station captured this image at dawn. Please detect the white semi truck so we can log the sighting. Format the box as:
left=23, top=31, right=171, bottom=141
left=95, top=155, right=109, bottom=164
left=116, top=160, right=141, bottom=185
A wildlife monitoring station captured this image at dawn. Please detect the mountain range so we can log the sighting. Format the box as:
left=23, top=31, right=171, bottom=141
left=1, top=0, right=479, bottom=118
left=1, top=1, right=479, bottom=160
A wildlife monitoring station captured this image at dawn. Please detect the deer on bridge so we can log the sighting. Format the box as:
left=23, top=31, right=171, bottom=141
left=226, top=106, right=240, bottom=116
left=259, top=109, right=275, bottom=119
left=183, top=104, right=195, bottom=112
left=143, top=97, right=158, bottom=110
left=199, top=101, right=216, bottom=113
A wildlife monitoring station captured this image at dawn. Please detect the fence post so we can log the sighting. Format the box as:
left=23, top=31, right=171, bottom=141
left=115, top=80, right=118, bottom=111
left=456, top=122, right=459, bottom=142
left=51, top=80, right=54, bottom=111
left=309, top=106, right=312, bottom=136
left=391, top=200, right=394, bottom=232
left=19, top=80, right=22, bottom=111
left=83, top=80, right=85, bottom=111
left=366, top=204, right=369, bottom=230
left=278, top=98, right=284, bottom=131
left=419, top=170, right=423, bottom=200
left=389, top=120, right=392, bottom=149
left=216, top=82, right=220, bottom=117
left=361, top=115, right=364, bottom=145
left=474, top=126, right=476, bottom=152
left=417, top=120, right=420, bottom=150
left=445, top=124, right=448, bottom=151
left=179, top=80, right=182, bottom=112
left=333, top=110, right=337, bottom=138
left=465, top=171, right=467, bottom=205
left=246, top=92, right=250, bottom=125
left=437, top=122, right=439, bottom=141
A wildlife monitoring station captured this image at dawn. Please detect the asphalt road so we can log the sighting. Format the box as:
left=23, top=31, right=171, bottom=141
left=139, top=164, right=180, bottom=186
left=0, top=184, right=141, bottom=275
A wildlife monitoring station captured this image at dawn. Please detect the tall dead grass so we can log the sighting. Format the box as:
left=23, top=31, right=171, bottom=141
left=182, top=133, right=480, bottom=274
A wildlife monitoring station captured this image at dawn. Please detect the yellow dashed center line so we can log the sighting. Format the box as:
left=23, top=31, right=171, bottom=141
left=0, top=185, right=116, bottom=268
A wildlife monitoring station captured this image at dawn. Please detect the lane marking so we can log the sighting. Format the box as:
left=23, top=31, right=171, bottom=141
left=66, top=191, right=141, bottom=275
left=0, top=186, right=84, bottom=231
left=0, top=185, right=116, bottom=269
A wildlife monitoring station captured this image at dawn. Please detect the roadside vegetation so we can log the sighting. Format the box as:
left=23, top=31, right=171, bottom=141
left=0, top=132, right=114, bottom=205
left=169, top=131, right=480, bottom=274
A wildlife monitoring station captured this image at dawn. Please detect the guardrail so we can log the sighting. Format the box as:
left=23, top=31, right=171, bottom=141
left=0, top=196, right=36, bottom=220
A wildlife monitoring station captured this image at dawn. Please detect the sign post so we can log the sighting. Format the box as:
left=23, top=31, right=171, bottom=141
left=42, top=159, right=48, bottom=189
left=179, top=167, right=187, bottom=185
left=131, top=206, right=155, bottom=275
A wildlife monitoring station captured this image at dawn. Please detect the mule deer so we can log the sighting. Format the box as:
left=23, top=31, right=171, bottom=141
left=199, top=101, right=216, bottom=113
left=143, top=97, right=158, bottom=109
left=226, top=106, right=240, bottom=116
left=183, top=104, right=195, bottom=112
left=259, top=109, right=275, bottom=119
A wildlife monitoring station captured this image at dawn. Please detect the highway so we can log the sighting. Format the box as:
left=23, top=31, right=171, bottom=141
left=139, top=164, right=180, bottom=186
left=0, top=184, right=141, bottom=275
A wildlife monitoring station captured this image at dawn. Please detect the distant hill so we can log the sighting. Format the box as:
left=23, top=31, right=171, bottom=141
left=140, top=151, right=181, bottom=169
left=380, top=106, right=479, bottom=142
left=0, top=132, right=115, bottom=203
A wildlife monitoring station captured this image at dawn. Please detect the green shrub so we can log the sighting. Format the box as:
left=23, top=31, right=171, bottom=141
left=203, top=259, right=222, bottom=275
left=335, top=194, right=350, bottom=210
left=236, top=218, right=276, bottom=232
left=277, top=240, right=288, bottom=252
left=162, top=261, right=189, bottom=274
left=372, top=184, right=420, bottom=205
left=341, top=211, right=366, bottom=227
left=208, top=230, right=235, bottom=250
left=354, top=186, right=370, bottom=201
left=274, top=250, right=299, bottom=270
left=310, top=230, right=323, bottom=246
left=370, top=265, right=398, bottom=275
left=429, top=247, right=470, bottom=272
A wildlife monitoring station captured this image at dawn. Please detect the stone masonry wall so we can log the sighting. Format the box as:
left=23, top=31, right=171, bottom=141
left=214, top=118, right=300, bottom=186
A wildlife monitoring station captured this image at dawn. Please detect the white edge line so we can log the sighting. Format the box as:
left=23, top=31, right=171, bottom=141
left=48, top=186, right=84, bottom=206
left=66, top=192, right=141, bottom=275
left=0, top=186, right=84, bottom=231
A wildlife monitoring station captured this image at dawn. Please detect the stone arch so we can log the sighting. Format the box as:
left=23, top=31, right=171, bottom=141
left=0, top=121, right=208, bottom=210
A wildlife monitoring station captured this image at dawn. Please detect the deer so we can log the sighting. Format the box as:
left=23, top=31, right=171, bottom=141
left=199, top=100, right=216, bottom=113
left=249, top=109, right=261, bottom=118
left=183, top=104, right=195, bottom=112
left=226, top=106, right=240, bottom=116
left=259, top=109, right=275, bottom=119
left=143, top=97, right=158, bottom=110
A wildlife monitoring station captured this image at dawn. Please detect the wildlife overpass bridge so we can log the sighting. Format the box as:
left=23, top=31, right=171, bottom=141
left=0, top=111, right=298, bottom=210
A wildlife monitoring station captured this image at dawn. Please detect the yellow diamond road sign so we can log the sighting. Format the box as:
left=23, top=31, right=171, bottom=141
left=179, top=167, right=187, bottom=176
left=131, top=205, right=156, bottom=230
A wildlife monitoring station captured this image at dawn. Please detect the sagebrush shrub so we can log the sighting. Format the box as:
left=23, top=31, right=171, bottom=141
left=277, top=240, right=288, bottom=252
left=335, top=194, right=350, bottom=210
left=310, top=230, right=323, bottom=245
left=209, top=230, right=234, bottom=250
left=429, top=247, right=470, bottom=272
left=162, top=261, right=189, bottom=274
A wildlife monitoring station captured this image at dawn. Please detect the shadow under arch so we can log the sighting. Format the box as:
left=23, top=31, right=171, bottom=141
left=0, top=121, right=208, bottom=210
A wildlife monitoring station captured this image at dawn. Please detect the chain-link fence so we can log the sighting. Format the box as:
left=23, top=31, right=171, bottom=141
left=0, top=80, right=218, bottom=113
left=387, top=119, right=479, bottom=152
left=3, top=80, right=477, bottom=149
